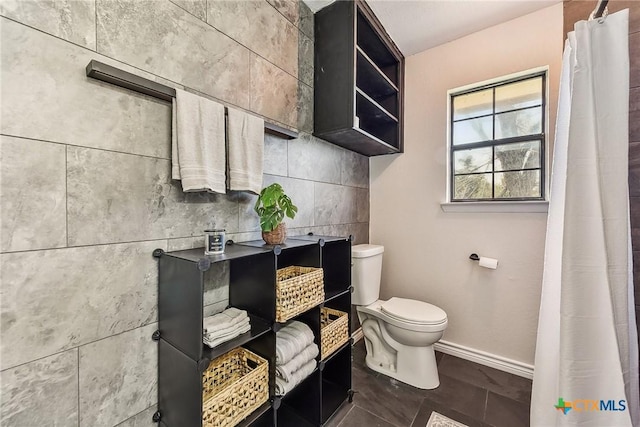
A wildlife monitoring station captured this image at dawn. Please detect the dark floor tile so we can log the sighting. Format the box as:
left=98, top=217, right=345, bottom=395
left=335, top=406, right=397, bottom=427
left=483, top=392, right=529, bottom=427
left=325, top=403, right=354, bottom=427
left=435, top=351, right=444, bottom=365
left=411, top=398, right=487, bottom=427
left=352, top=365, right=424, bottom=427
left=418, top=373, right=487, bottom=421
left=438, top=355, right=532, bottom=404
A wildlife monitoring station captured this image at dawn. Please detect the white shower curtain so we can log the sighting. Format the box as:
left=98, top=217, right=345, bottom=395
left=531, top=9, right=639, bottom=427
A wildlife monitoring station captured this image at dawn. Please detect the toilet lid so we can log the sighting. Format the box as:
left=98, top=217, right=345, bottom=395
left=381, top=297, right=447, bottom=325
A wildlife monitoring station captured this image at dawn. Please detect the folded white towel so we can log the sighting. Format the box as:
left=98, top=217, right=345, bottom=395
left=275, top=359, right=316, bottom=396
left=276, top=343, right=319, bottom=382
left=203, top=308, right=248, bottom=334
left=203, top=322, right=251, bottom=348
left=276, top=321, right=315, bottom=365
left=171, top=89, right=226, bottom=194
left=226, top=107, right=264, bottom=194
left=204, top=318, right=250, bottom=340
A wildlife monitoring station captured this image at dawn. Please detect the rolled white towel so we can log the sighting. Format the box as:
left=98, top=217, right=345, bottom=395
left=276, top=321, right=314, bottom=365
left=276, top=343, right=319, bottom=382
left=204, top=317, right=250, bottom=340
left=204, top=322, right=251, bottom=348
left=275, top=359, right=316, bottom=396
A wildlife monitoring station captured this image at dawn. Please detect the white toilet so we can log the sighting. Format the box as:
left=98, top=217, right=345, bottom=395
left=352, top=244, right=448, bottom=389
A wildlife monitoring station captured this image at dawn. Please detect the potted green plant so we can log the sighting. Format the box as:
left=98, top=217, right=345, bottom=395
left=254, top=183, right=298, bottom=245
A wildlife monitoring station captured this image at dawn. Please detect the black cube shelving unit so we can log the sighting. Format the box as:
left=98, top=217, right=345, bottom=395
left=154, top=235, right=353, bottom=427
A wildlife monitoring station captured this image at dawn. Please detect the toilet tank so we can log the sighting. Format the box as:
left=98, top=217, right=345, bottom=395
left=351, top=244, right=384, bottom=306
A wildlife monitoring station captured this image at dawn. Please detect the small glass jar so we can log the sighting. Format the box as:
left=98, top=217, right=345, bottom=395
left=204, top=229, right=226, bottom=255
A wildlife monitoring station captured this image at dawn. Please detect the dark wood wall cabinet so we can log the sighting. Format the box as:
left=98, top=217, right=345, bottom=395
left=153, top=235, right=353, bottom=427
left=314, top=0, right=405, bottom=156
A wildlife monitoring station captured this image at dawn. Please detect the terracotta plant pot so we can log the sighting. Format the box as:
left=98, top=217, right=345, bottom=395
left=262, top=223, right=287, bottom=245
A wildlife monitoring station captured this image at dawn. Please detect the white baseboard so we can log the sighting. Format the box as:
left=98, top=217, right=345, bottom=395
left=352, top=327, right=364, bottom=343
left=351, top=329, right=533, bottom=379
left=434, top=340, right=534, bottom=379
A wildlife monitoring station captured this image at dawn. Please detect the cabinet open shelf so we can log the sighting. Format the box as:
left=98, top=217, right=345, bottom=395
left=314, top=0, right=404, bottom=156
left=356, top=8, right=398, bottom=85
left=236, top=402, right=272, bottom=427
left=356, top=47, right=398, bottom=106
left=356, top=88, right=398, bottom=123
left=202, top=314, right=271, bottom=361
left=324, top=288, right=351, bottom=304
left=321, top=379, right=349, bottom=424
left=156, top=236, right=352, bottom=426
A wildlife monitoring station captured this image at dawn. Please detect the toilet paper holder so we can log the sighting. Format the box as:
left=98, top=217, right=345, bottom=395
left=469, top=253, right=480, bottom=261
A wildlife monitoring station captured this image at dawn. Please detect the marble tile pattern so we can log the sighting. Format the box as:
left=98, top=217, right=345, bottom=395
left=288, top=133, right=343, bottom=184
left=268, top=0, right=299, bottom=26
left=356, top=188, right=370, bottom=224
left=314, top=182, right=358, bottom=226
left=298, top=32, right=314, bottom=87
left=115, top=406, right=157, bottom=427
left=0, top=0, right=96, bottom=49
left=66, top=146, right=239, bottom=246
left=169, top=0, right=206, bottom=21
left=250, top=53, right=299, bottom=128
left=299, top=0, right=314, bottom=39
left=0, top=1, right=371, bottom=424
left=1, top=136, right=67, bottom=252
left=342, top=151, right=370, bottom=188
left=96, top=0, right=251, bottom=109
left=264, top=133, right=289, bottom=176
left=79, top=323, right=158, bottom=427
left=297, top=79, right=314, bottom=133
left=0, top=240, right=163, bottom=370
left=0, top=350, right=78, bottom=427
left=207, top=0, right=298, bottom=77
left=0, top=18, right=172, bottom=158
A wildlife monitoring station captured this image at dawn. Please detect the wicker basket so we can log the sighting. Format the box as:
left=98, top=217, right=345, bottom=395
left=202, top=347, right=269, bottom=427
left=276, top=266, right=324, bottom=323
left=320, top=307, right=349, bottom=359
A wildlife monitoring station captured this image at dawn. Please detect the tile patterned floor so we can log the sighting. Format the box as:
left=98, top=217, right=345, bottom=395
left=326, top=341, right=532, bottom=427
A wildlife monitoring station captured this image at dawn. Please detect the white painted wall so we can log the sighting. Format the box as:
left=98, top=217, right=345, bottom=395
left=370, top=3, right=563, bottom=366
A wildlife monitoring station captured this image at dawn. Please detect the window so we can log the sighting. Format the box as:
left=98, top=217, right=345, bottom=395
left=449, top=72, right=546, bottom=202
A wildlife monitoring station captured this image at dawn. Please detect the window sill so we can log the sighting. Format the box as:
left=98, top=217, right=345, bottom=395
left=440, top=201, right=549, bottom=213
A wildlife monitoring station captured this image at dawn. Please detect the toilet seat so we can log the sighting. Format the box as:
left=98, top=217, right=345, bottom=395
left=381, top=297, right=447, bottom=326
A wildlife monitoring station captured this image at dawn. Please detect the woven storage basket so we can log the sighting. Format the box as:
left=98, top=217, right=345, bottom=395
left=276, top=266, right=324, bottom=323
left=320, top=307, right=349, bottom=359
left=202, top=347, right=269, bottom=427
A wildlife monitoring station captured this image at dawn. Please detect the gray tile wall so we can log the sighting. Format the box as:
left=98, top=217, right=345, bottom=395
left=0, top=1, right=369, bottom=425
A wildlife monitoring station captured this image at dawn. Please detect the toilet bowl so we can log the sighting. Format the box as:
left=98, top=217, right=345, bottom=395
left=352, top=244, right=448, bottom=389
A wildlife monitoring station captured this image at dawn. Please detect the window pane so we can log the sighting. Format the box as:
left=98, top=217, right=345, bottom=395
left=494, top=170, right=541, bottom=198
left=454, top=147, right=492, bottom=174
left=494, top=141, right=541, bottom=171
left=495, top=106, right=541, bottom=139
left=495, top=77, right=542, bottom=113
left=454, top=173, right=492, bottom=200
left=453, top=89, right=492, bottom=120
left=453, top=116, right=493, bottom=145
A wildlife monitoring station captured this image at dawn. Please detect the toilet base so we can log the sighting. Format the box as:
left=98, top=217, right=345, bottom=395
left=364, top=344, right=440, bottom=390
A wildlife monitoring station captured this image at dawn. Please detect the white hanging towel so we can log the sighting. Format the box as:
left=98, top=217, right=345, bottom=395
left=226, top=107, right=264, bottom=194
left=171, top=89, right=226, bottom=194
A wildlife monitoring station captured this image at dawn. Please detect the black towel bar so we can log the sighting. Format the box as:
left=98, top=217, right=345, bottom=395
left=85, top=60, right=298, bottom=140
